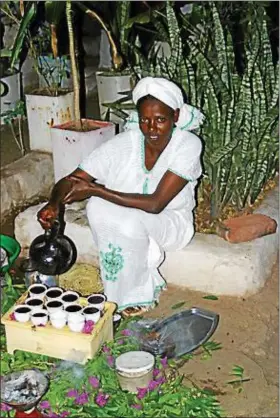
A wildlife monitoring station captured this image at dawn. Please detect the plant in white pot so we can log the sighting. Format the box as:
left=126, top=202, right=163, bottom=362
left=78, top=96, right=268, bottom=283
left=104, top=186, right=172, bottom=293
left=76, top=1, right=170, bottom=127
left=50, top=0, right=115, bottom=182
left=0, top=47, right=21, bottom=126
left=2, top=1, right=75, bottom=153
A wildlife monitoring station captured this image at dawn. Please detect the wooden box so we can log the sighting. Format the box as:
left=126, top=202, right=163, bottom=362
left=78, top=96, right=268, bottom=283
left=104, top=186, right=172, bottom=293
left=1, top=292, right=116, bottom=364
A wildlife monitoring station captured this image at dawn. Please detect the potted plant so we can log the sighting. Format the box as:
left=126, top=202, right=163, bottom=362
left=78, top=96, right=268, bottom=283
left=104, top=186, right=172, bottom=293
left=1, top=1, right=75, bottom=153
left=76, top=1, right=165, bottom=126
left=0, top=48, right=21, bottom=126
left=50, top=0, right=115, bottom=182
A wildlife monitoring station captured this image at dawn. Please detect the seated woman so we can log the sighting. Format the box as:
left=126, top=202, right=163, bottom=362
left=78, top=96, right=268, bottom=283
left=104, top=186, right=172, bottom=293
left=37, top=77, right=204, bottom=316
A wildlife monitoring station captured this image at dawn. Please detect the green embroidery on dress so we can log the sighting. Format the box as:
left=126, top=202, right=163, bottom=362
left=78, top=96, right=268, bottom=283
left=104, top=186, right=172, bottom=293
left=100, top=243, right=124, bottom=282
left=143, top=177, right=149, bottom=194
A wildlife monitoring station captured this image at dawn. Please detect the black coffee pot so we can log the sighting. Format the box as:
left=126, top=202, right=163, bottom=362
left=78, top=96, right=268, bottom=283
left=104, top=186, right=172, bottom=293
left=29, top=218, right=77, bottom=276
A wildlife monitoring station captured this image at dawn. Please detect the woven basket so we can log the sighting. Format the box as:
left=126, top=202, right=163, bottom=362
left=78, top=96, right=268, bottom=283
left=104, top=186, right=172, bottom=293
left=58, top=263, right=103, bottom=296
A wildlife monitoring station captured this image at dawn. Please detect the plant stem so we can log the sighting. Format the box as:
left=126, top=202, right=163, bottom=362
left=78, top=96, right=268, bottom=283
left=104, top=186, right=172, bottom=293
left=76, top=2, right=123, bottom=70
left=9, top=122, right=22, bottom=153
left=17, top=116, right=25, bottom=155
left=66, top=0, right=81, bottom=125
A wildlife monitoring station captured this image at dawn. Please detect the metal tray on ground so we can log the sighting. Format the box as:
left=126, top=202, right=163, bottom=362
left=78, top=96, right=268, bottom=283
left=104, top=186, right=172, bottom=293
left=141, top=307, right=219, bottom=358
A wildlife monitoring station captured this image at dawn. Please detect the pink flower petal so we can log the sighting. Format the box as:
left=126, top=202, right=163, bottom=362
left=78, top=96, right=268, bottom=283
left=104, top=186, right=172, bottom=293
left=89, top=376, right=100, bottom=388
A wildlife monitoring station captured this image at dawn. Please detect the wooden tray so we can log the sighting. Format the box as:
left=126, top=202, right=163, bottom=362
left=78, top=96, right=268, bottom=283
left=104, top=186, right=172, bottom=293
left=1, top=292, right=116, bottom=364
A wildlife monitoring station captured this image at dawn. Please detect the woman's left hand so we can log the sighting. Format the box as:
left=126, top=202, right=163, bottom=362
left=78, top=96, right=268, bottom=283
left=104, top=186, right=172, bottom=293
left=62, top=175, right=101, bottom=204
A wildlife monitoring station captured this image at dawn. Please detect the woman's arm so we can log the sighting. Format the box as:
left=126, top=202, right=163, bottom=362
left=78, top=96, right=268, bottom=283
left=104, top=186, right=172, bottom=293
left=38, top=168, right=96, bottom=229
left=64, top=170, right=188, bottom=214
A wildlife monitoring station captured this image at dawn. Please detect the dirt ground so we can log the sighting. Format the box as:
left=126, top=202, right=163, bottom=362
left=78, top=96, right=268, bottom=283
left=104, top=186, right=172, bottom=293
left=147, top=259, right=279, bottom=417
left=0, top=93, right=279, bottom=417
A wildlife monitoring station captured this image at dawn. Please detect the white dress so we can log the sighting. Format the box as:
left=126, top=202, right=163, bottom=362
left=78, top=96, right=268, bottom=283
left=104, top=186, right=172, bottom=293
left=79, top=128, right=202, bottom=311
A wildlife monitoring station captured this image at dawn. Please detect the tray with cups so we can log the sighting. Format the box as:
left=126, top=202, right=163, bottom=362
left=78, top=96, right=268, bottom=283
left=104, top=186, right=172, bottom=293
left=1, top=284, right=116, bottom=364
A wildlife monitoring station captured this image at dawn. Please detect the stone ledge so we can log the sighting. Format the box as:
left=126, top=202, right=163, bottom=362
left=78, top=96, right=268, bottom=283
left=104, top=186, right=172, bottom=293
left=1, top=152, right=55, bottom=223
left=14, top=186, right=278, bottom=297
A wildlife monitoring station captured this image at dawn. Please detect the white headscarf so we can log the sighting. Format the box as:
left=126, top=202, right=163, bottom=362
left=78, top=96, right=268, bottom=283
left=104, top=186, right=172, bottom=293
left=124, top=76, right=204, bottom=132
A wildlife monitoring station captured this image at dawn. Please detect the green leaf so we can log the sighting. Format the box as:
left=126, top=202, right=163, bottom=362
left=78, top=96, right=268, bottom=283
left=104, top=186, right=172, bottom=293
left=171, top=301, right=186, bottom=310
left=124, top=11, right=151, bottom=29
left=10, top=3, right=37, bottom=68
left=45, top=1, right=66, bottom=25
left=203, top=295, right=219, bottom=300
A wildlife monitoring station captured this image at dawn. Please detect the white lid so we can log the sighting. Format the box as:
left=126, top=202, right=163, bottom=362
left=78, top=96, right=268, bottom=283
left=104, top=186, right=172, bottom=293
left=116, top=351, right=155, bottom=374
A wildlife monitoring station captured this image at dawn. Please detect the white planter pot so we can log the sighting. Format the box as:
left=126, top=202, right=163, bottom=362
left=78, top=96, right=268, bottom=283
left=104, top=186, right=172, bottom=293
left=21, top=55, right=39, bottom=93
left=96, top=72, right=133, bottom=124
left=51, top=119, right=115, bottom=182
left=25, top=91, right=74, bottom=152
left=0, top=72, right=21, bottom=125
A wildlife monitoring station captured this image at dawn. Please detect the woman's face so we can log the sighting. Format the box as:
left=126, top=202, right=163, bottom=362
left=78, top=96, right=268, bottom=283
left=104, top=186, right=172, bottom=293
left=138, top=98, right=179, bottom=148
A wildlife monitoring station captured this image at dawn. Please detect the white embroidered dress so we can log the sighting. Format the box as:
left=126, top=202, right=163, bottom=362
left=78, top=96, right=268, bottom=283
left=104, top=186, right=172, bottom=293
left=79, top=128, right=202, bottom=311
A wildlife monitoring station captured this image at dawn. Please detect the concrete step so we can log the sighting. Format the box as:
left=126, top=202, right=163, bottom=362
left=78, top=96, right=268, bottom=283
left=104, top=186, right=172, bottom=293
left=14, top=183, right=278, bottom=297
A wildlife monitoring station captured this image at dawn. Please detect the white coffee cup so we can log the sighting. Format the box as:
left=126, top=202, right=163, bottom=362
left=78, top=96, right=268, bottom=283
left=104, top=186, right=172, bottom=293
left=87, top=294, right=106, bottom=310
left=14, top=305, right=32, bottom=323
left=50, top=310, right=67, bottom=329
left=28, top=284, right=47, bottom=300
left=65, top=304, right=83, bottom=319
left=45, top=287, right=63, bottom=301
left=46, top=299, right=64, bottom=314
left=25, top=297, right=44, bottom=312
left=82, top=306, right=101, bottom=323
left=61, top=291, right=79, bottom=307
left=30, top=309, right=48, bottom=326
left=68, top=313, right=85, bottom=332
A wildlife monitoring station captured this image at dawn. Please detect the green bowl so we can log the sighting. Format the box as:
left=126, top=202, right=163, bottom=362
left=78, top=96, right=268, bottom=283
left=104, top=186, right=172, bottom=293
left=0, top=234, right=21, bottom=273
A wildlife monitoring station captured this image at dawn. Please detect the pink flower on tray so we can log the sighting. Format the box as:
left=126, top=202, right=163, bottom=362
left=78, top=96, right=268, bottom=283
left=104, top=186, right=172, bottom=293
left=153, top=368, right=161, bottom=377
left=131, top=404, right=142, bottom=410
left=89, top=376, right=100, bottom=389
left=1, top=403, right=12, bottom=411
left=148, top=380, right=159, bottom=391
left=95, top=392, right=109, bottom=407
left=160, top=356, right=168, bottom=368
left=82, top=320, right=95, bottom=334
left=60, top=412, right=70, bottom=417
left=75, top=392, right=89, bottom=405
left=121, top=328, right=133, bottom=336
left=9, top=312, right=16, bottom=321
left=136, top=387, right=148, bottom=400
left=39, top=400, right=51, bottom=410
left=66, top=389, right=79, bottom=398
left=106, top=355, right=114, bottom=367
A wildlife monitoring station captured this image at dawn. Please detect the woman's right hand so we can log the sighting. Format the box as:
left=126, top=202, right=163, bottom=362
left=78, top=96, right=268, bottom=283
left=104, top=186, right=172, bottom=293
left=37, top=203, right=59, bottom=230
